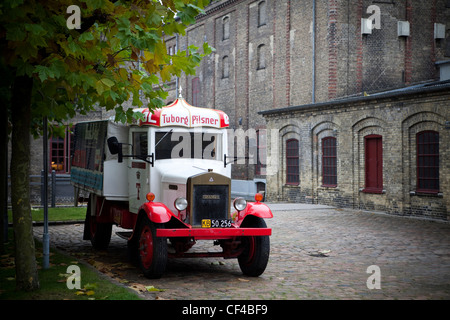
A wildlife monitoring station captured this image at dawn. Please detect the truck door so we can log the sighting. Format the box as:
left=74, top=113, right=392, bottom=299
left=128, top=128, right=150, bottom=214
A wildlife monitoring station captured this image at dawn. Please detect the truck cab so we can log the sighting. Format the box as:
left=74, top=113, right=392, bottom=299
left=71, top=98, right=272, bottom=278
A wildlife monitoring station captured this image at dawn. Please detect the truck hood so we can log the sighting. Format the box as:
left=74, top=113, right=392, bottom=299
left=155, top=159, right=229, bottom=185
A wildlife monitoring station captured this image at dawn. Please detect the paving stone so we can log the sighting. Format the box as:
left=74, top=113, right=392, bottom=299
left=33, top=205, right=450, bottom=300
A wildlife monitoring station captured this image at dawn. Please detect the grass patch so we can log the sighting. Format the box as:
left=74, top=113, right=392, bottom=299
left=0, top=229, right=142, bottom=300
left=8, top=206, right=86, bottom=223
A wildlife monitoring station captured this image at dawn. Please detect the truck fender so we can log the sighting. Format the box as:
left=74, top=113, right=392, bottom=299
left=139, top=202, right=174, bottom=224
left=241, top=202, right=273, bottom=220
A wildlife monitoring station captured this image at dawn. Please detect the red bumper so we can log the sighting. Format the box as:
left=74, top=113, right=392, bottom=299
left=156, top=227, right=271, bottom=240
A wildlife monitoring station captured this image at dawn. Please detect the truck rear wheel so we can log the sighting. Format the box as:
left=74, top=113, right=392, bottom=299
left=238, top=216, right=270, bottom=277
left=137, top=215, right=168, bottom=279
left=84, top=201, right=112, bottom=250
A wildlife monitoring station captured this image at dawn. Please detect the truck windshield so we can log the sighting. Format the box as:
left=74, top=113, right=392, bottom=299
left=155, top=131, right=221, bottom=160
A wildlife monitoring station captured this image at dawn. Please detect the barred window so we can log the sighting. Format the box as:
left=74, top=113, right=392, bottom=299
left=256, top=129, right=266, bottom=175
left=417, top=131, right=439, bottom=193
left=192, top=77, right=200, bottom=106
left=322, top=137, right=337, bottom=187
left=286, top=139, right=299, bottom=185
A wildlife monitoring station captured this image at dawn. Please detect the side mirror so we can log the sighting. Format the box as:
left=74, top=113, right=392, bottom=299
left=107, top=136, right=123, bottom=162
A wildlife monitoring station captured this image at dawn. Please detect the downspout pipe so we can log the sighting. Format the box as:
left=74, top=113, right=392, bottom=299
left=312, top=0, right=316, bottom=103
left=176, top=33, right=180, bottom=97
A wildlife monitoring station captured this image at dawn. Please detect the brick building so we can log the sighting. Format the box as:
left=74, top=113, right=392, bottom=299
left=260, top=81, right=450, bottom=220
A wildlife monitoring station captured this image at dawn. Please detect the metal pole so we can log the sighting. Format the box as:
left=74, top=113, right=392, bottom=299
left=42, top=117, right=49, bottom=269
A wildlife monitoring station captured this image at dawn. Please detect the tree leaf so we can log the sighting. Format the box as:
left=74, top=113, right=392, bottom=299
left=34, top=65, right=54, bottom=82
left=79, top=32, right=94, bottom=43
left=95, top=80, right=106, bottom=95
left=100, top=78, right=115, bottom=88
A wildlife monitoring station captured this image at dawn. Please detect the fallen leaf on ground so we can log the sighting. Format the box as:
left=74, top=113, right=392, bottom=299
left=145, top=285, right=164, bottom=292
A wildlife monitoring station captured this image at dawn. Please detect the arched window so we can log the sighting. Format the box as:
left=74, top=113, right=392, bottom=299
left=222, top=16, right=230, bottom=40
left=417, top=131, right=439, bottom=193
left=257, top=44, right=265, bottom=70
left=222, top=56, right=229, bottom=78
left=286, top=139, right=299, bottom=185
left=322, top=137, right=337, bottom=187
left=258, top=1, right=266, bottom=27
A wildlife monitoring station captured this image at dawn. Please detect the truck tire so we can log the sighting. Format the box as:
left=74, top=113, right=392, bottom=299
left=137, top=215, right=168, bottom=279
left=84, top=205, right=112, bottom=250
left=238, top=216, right=270, bottom=277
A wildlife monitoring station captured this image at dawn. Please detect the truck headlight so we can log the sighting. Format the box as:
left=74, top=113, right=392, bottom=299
left=233, top=197, right=247, bottom=211
left=174, top=197, right=188, bottom=211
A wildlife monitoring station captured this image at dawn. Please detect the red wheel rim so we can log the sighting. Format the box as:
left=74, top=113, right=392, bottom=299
left=243, top=237, right=256, bottom=266
left=139, top=225, right=154, bottom=269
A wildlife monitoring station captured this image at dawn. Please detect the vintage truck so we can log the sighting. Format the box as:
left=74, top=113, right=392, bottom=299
left=70, top=97, right=272, bottom=278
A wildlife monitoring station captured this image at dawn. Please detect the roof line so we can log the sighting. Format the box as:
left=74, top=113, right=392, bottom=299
left=259, top=80, right=450, bottom=116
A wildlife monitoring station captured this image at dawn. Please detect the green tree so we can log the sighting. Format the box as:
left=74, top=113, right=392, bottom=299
left=0, top=0, right=212, bottom=291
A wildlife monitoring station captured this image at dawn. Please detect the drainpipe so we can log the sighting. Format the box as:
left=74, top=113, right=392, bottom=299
left=312, top=0, right=316, bottom=103
left=176, top=33, right=180, bottom=98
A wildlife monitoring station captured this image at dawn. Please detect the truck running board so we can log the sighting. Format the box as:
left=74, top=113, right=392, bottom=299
left=115, top=228, right=272, bottom=241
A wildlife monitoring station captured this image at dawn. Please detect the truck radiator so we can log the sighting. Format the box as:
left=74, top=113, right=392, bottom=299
left=192, top=185, right=229, bottom=226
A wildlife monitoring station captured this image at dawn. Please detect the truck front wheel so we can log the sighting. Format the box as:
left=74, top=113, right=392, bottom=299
left=137, top=215, right=168, bottom=279
left=238, top=216, right=270, bottom=277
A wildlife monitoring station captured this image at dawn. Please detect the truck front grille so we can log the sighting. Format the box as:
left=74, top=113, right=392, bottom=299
left=192, top=185, right=229, bottom=226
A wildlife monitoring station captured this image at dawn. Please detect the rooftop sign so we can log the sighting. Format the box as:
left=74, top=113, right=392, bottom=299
left=137, top=98, right=229, bottom=128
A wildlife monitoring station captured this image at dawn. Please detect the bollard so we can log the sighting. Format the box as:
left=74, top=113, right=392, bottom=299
left=42, top=233, right=49, bottom=269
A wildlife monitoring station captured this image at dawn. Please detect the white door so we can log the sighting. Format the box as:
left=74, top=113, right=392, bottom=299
left=128, top=128, right=150, bottom=214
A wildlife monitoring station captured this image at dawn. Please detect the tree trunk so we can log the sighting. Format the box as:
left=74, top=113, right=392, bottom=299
left=0, top=92, right=7, bottom=254
left=10, top=75, right=39, bottom=291
left=0, top=65, right=11, bottom=255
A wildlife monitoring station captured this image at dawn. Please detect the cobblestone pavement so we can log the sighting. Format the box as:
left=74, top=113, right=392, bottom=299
left=33, top=204, right=450, bottom=300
